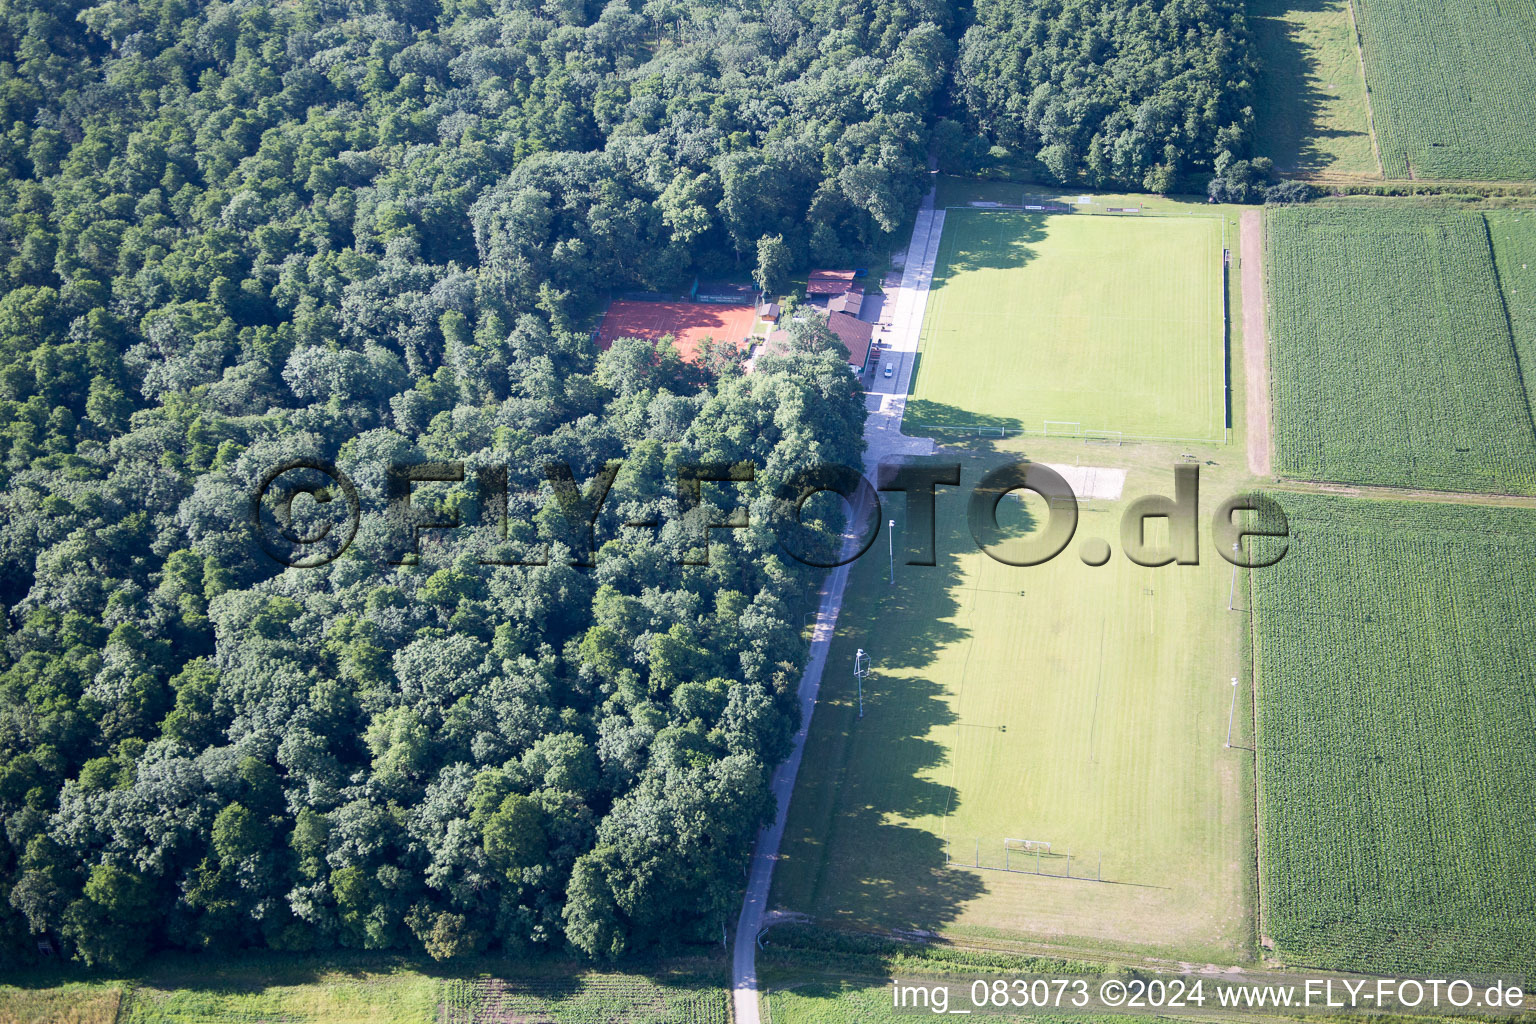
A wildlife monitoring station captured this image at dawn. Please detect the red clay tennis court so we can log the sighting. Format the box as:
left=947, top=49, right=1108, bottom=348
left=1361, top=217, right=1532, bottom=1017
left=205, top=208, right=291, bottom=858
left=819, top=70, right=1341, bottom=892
left=596, top=301, right=755, bottom=363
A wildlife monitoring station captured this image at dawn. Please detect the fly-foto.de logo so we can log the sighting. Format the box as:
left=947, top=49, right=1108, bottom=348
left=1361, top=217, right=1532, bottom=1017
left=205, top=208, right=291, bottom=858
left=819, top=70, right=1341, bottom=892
left=249, top=459, right=1290, bottom=571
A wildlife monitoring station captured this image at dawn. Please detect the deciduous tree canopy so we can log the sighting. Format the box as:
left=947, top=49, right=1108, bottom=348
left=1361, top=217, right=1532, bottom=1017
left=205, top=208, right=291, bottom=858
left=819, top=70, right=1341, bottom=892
left=954, top=0, right=1257, bottom=190
left=0, top=0, right=1259, bottom=970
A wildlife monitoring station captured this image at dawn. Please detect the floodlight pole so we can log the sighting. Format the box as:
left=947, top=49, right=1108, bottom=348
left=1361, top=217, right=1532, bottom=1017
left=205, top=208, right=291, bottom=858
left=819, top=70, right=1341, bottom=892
left=1227, top=540, right=1240, bottom=611
left=1226, top=676, right=1239, bottom=748
left=854, top=648, right=869, bottom=719
left=888, top=519, right=896, bottom=585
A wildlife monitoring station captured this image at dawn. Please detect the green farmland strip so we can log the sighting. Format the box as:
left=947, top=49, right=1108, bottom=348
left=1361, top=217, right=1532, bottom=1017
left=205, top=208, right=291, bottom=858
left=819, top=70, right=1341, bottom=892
left=1267, top=206, right=1536, bottom=493
left=1254, top=492, right=1536, bottom=976
left=1353, top=0, right=1536, bottom=180
left=1487, top=211, right=1536, bottom=387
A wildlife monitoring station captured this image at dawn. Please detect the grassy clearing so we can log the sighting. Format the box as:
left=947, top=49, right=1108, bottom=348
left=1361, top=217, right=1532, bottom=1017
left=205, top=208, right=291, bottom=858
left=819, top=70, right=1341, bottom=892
left=120, top=972, right=439, bottom=1024
left=771, top=443, right=1253, bottom=961
left=0, top=955, right=727, bottom=1024
left=1267, top=205, right=1536, bottom=493
left=769, top=983, right=1169, bottom=1024
left=769, top=980, right=1063, bottom=1023
left=1249, top=0, right=1378, bottom=178
left=1353, top=0, right=1536, bottom=180
left=0, top=984, right=123, bottom=1024
left=1253, top=493, right=1536, bottom=976
left=758, top=926, right=1168, bottom=1024
left=906, top=209, right=1226, bottom=442
left=769, top=979, right=900, bottom=1023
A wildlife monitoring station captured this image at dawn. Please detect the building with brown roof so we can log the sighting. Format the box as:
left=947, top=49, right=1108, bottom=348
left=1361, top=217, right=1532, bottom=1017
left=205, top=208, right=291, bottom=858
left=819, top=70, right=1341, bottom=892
left=806, top=269, right=858, bottom=295
left=827, top=311, right=874, bottom=371
left=827, top=289, right=864, bottom=316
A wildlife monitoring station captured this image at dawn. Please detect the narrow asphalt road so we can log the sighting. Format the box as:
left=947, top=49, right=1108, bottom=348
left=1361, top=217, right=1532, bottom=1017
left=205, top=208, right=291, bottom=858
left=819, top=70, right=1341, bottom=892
left=730, top=174, right=944, bottom=1024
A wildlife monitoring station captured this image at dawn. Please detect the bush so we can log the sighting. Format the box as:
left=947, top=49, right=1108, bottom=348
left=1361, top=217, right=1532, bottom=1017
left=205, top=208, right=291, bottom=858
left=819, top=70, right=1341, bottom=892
left=1264, top=181, right=1316, bottom=205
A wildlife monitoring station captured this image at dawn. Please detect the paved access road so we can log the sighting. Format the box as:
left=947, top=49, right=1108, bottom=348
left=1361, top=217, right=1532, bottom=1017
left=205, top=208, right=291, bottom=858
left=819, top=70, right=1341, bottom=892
left=730, top=174, right=943, bottom=1024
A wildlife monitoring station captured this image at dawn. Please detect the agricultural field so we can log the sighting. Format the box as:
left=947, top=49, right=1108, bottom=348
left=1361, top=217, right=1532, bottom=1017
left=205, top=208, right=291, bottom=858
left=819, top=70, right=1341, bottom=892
left=1352, top=0, right=1536, bottom=180
left=117, top=973, right=439, bottom=1024
left=437, top=975, right=726, bottom=1024
left=1487, top=211, right=1536, bottom=375
left=906, top=209, right=1227, bottom=442
left=1253, top=492, right=1536, bottom=975
left=1249, top=0, right=1379, bottom=178
left=770, top=445, right=1252, bottom=961
left=1267, top=205, right=1536, bottom=493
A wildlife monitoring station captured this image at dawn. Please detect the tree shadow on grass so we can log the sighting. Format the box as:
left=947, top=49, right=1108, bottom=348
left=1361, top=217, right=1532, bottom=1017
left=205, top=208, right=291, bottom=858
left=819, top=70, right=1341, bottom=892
left=902, top=211, right=1051, bottom=437
left=3, top=948, right=733, bottom=1017
left=775, top=450, right=1048, bottom=935
left=1250, top=0, right=1371, bottom=173
left=937, top=211, right=1049, bottom=275
left=902, top=395, right=1024, bottom=440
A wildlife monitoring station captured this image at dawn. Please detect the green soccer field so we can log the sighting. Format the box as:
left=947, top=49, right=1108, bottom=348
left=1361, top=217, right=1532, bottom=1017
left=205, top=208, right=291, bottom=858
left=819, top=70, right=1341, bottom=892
left=906, top=210, right=1227, bottom=442
left=771, top=449, right=1253, bottom=960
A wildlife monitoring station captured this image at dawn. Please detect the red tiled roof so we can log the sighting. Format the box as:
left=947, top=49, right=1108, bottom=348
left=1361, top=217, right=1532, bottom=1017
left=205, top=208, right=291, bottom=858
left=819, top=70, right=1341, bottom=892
left=807, top=269, right=857, bottom=294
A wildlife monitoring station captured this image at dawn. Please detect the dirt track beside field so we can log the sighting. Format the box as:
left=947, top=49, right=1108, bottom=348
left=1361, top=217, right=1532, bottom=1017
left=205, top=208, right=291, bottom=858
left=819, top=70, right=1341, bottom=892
left=1241, top=210, right=1273, bottom=478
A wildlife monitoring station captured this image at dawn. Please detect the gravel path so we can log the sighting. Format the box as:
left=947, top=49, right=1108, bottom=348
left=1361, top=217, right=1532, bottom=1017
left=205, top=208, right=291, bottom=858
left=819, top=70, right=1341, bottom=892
left=1240, top=210, right=1273, bottom=478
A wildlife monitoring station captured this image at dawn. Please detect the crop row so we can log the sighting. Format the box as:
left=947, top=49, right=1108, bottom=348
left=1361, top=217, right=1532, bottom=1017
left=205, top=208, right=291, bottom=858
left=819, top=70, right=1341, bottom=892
left=1254, top=493, right=1536, bottom=975
left=439, top=975, right=727, bottom=1024
left=1355, top=0, right=1536, bottom=180
left=1268, top=206, right=1536, bottom=494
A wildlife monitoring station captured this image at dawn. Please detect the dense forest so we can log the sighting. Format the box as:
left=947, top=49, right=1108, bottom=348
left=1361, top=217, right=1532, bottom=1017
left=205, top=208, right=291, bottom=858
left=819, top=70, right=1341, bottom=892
left=0, top=0, right=1258, bottom=968
left=955, top=0, right=1256, bottom=190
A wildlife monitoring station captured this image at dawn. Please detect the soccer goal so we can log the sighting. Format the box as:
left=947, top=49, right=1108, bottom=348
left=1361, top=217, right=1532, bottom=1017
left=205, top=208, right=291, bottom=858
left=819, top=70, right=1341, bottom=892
left=1043, top=420, right=1080, bottom=436
left=1005, top=838, right=1051, bottom=853
left=1004, top=838, right=1054, bottom=873
left=977, top=426, right=1006, bottom=438
left=1085, top=430, right=1123, bottom=446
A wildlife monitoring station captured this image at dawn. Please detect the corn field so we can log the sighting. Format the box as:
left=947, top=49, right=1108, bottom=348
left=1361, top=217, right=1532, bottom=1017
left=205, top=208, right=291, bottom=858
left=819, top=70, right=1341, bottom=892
left=1354, top=0, right=1536, bottom=180
left=1254, top=492, right=1536, bottom=976
left=1488, top=211, right=1536, bottom=379
left=1267, top=206, right=1536, bottom=494
left=438, top=974, right=728, bottom=1024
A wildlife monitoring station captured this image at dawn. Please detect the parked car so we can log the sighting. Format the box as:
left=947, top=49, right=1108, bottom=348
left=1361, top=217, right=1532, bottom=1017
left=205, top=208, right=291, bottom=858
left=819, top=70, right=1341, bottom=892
left=883, top=362, right=894, bottom=378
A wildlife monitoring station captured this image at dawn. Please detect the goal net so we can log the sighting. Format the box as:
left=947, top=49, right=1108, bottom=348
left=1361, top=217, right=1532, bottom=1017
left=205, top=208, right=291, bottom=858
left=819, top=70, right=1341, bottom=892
left=1043, top=421, right=1080, bottom=436
left=1004, top=838, right=1051, bottom=853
